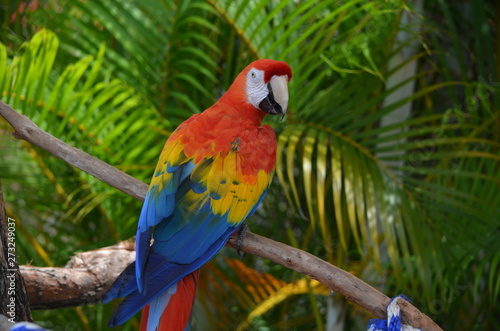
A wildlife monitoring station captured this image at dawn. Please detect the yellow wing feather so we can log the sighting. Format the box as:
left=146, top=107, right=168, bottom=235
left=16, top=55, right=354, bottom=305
left=148, top=134, right=272, bottom=227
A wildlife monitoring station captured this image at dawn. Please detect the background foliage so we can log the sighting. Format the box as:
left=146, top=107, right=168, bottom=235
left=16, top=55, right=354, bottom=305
left=1, top=0, right=499, bottom=330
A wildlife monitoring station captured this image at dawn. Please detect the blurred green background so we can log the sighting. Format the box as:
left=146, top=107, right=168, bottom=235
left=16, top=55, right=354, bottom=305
left=1, top=0, right=499, bottom=330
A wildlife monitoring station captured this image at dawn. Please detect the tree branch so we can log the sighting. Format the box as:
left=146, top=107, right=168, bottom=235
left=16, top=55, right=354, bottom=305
left=21, top=241, right=135, bottom=310
left=0, top=101, right=148, bottom=201
left=0, top=101, right=443, bottom=331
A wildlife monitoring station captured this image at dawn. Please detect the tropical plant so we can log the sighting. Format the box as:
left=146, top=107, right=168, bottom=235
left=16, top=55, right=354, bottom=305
left=1, top=0, right=498, bottom=330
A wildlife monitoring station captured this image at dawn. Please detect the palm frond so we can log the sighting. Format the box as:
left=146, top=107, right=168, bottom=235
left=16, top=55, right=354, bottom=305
left=47, top=0, right=222, bottom=116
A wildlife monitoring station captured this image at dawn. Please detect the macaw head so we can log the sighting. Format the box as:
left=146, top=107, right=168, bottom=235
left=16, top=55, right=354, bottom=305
left=243, top=59, right=292, bottom=116
left=221, top=59, right=292, bottom=117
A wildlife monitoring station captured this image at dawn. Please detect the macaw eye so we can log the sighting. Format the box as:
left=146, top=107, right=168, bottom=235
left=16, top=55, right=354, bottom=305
left=250, top=71, right=256, bottom=78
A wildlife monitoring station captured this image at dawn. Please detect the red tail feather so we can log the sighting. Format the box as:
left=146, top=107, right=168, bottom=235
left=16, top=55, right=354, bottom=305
left=139, top=304, right=150, bottom=331
left=140, top=270, right=200, bottom=331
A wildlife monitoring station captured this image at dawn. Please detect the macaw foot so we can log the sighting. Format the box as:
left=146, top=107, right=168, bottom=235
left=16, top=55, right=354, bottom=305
left=236, top=222, right=249, bottom=259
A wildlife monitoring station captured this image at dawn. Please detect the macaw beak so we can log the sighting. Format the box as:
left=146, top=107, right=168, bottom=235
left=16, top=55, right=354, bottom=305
left=258, top=75, right=289, bottom=116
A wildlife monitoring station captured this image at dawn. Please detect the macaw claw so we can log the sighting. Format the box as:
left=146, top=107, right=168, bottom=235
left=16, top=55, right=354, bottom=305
left=236, top=222, right=249, bottom=259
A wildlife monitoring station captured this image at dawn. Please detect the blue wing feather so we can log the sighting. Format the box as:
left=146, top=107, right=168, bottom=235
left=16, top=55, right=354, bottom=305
left=135, top=161, right=198, bottom=292
left=152, top=203, right=235, bottom=263
left=135, top=226, right=153, bottom=292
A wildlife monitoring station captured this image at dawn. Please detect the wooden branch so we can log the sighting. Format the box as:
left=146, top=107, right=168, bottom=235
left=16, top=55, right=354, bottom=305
left=0, top=101, right=443, bottom=331
left=0, top=101, right=148, bottom=201
left=227, top=233, right=438, bottom=330
left=21, top=241, right=135, bottom=309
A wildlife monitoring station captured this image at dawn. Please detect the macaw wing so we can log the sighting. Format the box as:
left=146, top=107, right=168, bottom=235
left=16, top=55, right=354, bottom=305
left=135, top=132, right=272, bottom=292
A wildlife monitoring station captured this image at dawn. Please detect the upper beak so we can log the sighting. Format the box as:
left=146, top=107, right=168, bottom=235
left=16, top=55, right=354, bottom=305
left=258, top=75, right=289, bottom=116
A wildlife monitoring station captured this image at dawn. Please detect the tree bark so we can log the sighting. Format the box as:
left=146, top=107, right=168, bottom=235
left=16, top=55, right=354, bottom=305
left=0, top=101, right=443, bottom=331
left=21, top=241, right=135, bottom=310
left=0, top=182, right=32, bottom=323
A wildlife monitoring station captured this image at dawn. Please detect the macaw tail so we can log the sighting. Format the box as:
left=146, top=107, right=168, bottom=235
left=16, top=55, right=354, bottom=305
left=139, top=270, right=199, bottom=331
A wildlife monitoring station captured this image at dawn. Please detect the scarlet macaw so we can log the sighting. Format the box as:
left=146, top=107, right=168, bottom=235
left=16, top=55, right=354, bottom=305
left=102, top=59, right=292, bottom=331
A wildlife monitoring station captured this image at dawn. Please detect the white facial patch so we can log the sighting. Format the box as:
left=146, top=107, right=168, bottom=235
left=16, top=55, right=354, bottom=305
left=246, top=68, right=268, bottom=109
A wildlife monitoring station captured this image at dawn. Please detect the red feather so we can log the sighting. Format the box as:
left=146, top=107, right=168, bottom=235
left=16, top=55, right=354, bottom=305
left=140, top=271, right=200, bottom=331
left=139, top=304, right=150, bottom=331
